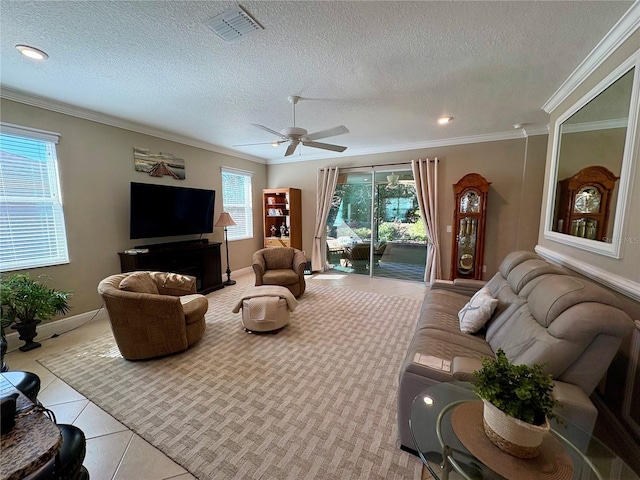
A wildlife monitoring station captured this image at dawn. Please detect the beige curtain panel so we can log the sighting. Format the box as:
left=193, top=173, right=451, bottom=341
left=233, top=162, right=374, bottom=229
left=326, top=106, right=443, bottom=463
left=311, top=166, right=339, bottom=272
left=412, top=158, right=441, bottom=283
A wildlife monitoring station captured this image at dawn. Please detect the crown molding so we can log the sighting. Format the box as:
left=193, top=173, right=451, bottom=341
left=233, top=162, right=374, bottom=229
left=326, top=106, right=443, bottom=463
left=2, top=86, right=550, bottom=167
left=0, top=87, right=267, bottom=164
left=561, top=118, right=628, bottom=134
left=542, top=2, right=640, bottom=114
left=522, top=125, right=549, bottom=137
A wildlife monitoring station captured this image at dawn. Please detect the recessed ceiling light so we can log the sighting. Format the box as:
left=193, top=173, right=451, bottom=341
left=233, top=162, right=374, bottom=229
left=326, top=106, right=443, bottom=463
left=437, top=116, right=453, bottom=125
left=16, top=45, right=49, bottom=60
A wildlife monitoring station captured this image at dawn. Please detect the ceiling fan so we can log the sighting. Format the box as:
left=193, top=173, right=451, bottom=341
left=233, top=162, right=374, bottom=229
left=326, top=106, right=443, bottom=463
left=235, top=96, right=349, bottom=157
left=385, top=172, right=415, bottom=190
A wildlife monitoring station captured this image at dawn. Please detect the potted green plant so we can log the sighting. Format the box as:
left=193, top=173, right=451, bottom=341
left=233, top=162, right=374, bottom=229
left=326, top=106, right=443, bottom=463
left=473, top=349, right=560, bottom=458
left=0, top=274, right=72, bottom=352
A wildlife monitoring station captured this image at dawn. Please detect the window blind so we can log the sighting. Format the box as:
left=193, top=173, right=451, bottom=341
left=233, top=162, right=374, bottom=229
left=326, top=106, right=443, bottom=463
left=221, top=167, right=253, bottom=241
left=0, top=125, right=69, bottom=271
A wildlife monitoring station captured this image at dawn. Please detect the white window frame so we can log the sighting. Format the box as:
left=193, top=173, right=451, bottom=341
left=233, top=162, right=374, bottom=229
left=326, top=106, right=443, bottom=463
left=221, top=166, right=253, bottom=241
left=0, top=123, right=69, bottom=271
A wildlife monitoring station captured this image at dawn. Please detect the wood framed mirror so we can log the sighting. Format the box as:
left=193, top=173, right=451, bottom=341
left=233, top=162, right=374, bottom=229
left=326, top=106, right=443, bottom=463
left=544, top=50, right=640, bottom=258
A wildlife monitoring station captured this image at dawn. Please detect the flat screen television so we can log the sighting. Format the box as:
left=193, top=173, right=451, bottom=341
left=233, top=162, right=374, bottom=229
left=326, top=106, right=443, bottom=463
left=130, top=182, right=215, bottom=239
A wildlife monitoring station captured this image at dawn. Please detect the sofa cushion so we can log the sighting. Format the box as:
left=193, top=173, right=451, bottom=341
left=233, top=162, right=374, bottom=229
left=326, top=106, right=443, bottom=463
left=506, top=259, right=568, bottom=295
left=528, top=275, right=622, bottom=327
left=262, top=269, right=299, bottom=286
left=458, top=287, right=498, bottom=333
left=119, top=272, right=159, bottom=295
left=415, top=289, right=469, bottom=333
left=498, top=251, right=540, bottom=279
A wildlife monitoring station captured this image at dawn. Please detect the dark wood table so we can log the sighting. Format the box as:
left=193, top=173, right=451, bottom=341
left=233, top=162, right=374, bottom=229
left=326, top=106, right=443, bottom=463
left=0, top=374, right=62, bottom=480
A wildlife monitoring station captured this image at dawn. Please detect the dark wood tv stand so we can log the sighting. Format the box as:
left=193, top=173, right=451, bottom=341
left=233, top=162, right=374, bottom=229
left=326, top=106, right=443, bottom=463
left=118, top=240, right=224, bottom=294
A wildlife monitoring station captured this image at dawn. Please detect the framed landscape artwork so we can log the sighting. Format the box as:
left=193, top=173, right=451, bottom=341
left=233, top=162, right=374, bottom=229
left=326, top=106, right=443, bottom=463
left=134, top=147, right=185, bottom=179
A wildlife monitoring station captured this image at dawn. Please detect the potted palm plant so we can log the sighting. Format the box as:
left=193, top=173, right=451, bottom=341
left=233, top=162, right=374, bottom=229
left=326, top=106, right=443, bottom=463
left=473, top=349, right=560, bottom=458
left=0, top=274, right=72, bottom=352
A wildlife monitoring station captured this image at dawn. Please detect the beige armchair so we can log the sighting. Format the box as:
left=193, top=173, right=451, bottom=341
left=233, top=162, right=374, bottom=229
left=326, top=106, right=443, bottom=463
left=97, top=271, right=208, bottom=360
left=252, top=247, right=307, bottom=297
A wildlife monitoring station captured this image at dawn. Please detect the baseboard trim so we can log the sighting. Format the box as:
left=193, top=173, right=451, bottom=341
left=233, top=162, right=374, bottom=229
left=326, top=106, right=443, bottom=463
left=229, top=266, right=253, bottom=279
left=4, top=307, right=108, bottom=353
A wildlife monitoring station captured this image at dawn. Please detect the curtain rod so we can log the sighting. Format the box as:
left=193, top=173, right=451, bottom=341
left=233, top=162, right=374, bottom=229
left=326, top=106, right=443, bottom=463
left=319, top=158, right=438, bottom=171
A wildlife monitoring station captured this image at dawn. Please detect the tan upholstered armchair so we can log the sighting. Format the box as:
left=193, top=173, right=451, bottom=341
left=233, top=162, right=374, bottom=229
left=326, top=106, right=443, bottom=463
left=97, top=271, right=208, bottom=360
left=252, top=247, right=307, bottom=297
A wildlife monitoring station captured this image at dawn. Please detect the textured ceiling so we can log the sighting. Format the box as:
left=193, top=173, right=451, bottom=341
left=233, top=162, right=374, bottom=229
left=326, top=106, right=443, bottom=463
left=0, top=1, right=635, bottom=163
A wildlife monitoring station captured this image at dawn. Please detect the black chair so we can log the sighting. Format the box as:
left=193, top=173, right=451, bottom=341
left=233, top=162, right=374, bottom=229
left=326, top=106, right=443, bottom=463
left=3, top=371, right=90, bottom=480
left=2, top=370, right=41, bottom=403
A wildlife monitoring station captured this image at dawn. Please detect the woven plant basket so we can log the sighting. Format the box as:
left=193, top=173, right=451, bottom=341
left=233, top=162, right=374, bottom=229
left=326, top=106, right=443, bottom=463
left=482, top=400, right=550, bottom=459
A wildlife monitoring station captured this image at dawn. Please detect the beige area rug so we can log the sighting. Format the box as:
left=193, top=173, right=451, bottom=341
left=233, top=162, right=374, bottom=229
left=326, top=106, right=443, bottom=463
left=39, top=283, right=424, bottom=480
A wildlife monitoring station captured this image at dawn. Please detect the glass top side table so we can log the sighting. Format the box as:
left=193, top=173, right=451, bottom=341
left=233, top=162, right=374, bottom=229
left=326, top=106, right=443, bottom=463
left=409, top=382, right=639, bottom=480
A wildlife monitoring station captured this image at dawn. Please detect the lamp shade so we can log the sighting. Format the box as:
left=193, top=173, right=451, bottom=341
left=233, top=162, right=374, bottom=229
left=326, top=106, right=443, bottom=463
left=215, top=212, right=236, bottom=228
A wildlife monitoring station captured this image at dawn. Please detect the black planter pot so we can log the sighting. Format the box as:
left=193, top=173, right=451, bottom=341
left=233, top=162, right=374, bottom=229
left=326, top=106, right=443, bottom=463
left=11, top=319, right=42, bottom=352
left=1, top=335, right=8, bottom=372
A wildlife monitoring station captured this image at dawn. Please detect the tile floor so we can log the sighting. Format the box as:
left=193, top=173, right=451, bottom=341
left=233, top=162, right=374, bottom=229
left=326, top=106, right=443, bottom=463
left=4, top=270, right=429, bottom=480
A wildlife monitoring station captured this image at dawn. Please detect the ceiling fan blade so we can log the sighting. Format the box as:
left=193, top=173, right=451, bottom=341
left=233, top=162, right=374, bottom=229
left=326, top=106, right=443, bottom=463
left=302, top=141, right=347, bottom=153
left=303, top=125, right=349, bottom=141
left=251, top=124, right=287, bottom=140
left=233, top=141, right=286, bottom=147
left=285, top=142, right=299, bottom=157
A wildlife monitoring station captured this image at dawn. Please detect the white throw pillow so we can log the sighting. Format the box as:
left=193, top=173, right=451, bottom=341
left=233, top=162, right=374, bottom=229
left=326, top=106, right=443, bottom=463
left=458, top=287, right=498, bottom=334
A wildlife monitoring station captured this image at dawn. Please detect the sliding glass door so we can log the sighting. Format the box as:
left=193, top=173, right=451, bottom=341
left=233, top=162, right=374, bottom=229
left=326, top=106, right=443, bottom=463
left=325, top=167, right=427, bottom=282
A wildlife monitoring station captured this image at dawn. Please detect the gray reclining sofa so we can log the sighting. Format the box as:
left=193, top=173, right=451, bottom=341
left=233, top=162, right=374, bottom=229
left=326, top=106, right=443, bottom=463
left=398, top=250, right=635, bottom=451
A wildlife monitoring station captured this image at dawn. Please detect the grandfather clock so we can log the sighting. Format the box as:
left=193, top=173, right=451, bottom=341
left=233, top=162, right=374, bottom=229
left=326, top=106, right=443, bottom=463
left=450, top=173, right=490, bottom=280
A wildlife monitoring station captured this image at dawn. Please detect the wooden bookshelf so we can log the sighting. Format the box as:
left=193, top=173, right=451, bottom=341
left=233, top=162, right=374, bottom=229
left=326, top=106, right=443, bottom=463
left=263, top=188, right=302, bottom=249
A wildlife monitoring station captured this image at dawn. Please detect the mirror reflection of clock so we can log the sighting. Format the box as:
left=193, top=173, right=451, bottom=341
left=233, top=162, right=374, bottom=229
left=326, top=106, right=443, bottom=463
left=573, top=186, right=601, bottom=214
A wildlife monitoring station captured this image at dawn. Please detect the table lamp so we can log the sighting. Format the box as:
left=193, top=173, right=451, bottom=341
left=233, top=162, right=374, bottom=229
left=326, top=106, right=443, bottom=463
left=215, top=212, right=236, bottom=286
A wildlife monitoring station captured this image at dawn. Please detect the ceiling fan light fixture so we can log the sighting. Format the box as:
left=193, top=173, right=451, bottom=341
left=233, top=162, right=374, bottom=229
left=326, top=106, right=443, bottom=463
left=16, top=44, right=48, bottom=60
left=437, top=116, right=453, bottom=125
left=386, top=173, right=400, bottom=190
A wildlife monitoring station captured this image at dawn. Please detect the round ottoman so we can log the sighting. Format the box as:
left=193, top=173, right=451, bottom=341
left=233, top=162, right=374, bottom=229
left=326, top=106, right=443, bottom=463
left=233, top=286, right=298, bottom=333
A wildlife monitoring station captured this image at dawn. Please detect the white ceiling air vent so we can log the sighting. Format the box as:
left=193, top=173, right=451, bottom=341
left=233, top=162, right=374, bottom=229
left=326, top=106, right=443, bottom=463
left=207, top=5, right=263, bottom=43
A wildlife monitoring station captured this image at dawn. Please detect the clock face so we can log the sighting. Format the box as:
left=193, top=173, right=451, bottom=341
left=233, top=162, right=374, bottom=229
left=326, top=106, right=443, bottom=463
left=460, top=191, right=480, bottom=213
left=574, top=187, right=601, bottom=214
